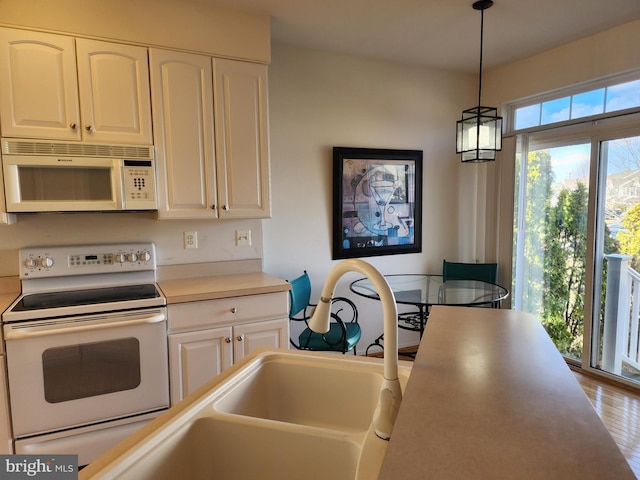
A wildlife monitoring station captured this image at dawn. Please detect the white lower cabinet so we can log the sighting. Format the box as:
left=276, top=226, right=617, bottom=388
left=0, top=356, right=13, bottom=453
left=168, top=293, right=289, bottom=405
left=168, top=326, right=233, bottom=404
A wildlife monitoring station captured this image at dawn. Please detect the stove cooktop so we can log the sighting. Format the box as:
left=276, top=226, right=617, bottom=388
left=12, top=284, right=161, bottom=312
left=3, top=243, right=166, bottom=323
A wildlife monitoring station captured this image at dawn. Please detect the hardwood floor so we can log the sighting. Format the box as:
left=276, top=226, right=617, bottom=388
left=572, top=370, right=640, bottom=478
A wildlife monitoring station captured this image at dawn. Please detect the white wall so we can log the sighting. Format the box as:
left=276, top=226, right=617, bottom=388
left=484, top=18, right=640, bottom=107
left=0, top=0, right=270, bottom=63
left=0, top=214, right=263, bottom=276
left=263, top=44, right=476, bottom=349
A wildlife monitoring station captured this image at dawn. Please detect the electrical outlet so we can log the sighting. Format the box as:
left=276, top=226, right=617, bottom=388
left=236, top=229, right=251, bottom=247
left=183, top=231, right=198, bottom=249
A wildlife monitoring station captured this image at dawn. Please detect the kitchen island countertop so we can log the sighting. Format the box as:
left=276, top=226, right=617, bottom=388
left=378, top=305, right=635, bottom=479
left=79, top=305, right=635, bottom=479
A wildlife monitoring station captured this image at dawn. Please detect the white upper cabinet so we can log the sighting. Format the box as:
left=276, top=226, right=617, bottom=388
left=150, top=49, right=217, bottom=219
left=0, top=28, right=152, bottom=144
left=151, top=50, right=271, bottom=220
left=213, top=59, right=271, bottom=219
left=75, top=39, right=152, bottom=144
left=0, top=29, right=80, bottom=141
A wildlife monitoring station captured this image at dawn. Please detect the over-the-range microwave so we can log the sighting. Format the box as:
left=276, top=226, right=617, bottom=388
left=1, top=138, right=158, bottom=213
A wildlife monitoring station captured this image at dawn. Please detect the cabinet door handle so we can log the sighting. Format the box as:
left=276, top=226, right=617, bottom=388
left=225, top=337, right=231, bottom=343
left=211, top=205, right=216, bottom=210
left=70, top=122, right=77, bottom=129
left=85, top=125, right=93, bottom=131
left=223, top=205, right=229, bottom=211
left=236, top=335, right=243, bottom=342
left=230, top=307, right=237, bottom=314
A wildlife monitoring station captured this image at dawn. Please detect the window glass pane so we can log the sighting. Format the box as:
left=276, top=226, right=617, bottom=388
left=514, top=104, right=540, bottom=130
left=595, top=135, right=640, bottom=382
left=571, top=89, right=605, bottom=119
left=541, top=97, right=571, bottom=125
left=508, top=72, right=640, bottom=133
left=605, top=79, right=640, bottom=112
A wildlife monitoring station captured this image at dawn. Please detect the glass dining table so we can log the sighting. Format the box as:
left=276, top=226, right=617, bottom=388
left=350, top=274, right=509, bottom=355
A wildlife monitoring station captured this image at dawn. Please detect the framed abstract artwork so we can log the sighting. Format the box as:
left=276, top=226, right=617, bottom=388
left=332, top=147, right=423, bottom=259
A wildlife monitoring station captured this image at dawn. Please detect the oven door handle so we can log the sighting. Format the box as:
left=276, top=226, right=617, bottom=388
left=4, top=311, right=167, bottom=340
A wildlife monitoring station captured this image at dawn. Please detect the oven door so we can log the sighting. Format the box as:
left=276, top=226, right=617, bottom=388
left=4, top=307, right=169, bottom=437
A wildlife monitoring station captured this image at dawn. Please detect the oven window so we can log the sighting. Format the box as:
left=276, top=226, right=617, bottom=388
left=18, top=166, right=113, bottom=201
left=42, top=338, right=141, bottom=403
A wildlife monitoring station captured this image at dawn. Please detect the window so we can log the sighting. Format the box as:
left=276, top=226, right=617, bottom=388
left=506, top=71, right=640, bottom=388
left=511, top=73, right=640, bottom=132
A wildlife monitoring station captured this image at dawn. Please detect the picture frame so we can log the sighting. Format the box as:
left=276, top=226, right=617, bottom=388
left=332, top=146, right=423, bottom=259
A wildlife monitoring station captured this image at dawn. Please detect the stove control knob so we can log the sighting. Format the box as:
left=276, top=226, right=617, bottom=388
left=139, top=251, right=151, bottom=262
left=24, top=258, right=37, bottom=269
left=127, top=253, right=138, bottom=263
left=115, top=253, right=127, bottom=264
left=39, top=257, right=54, bottom=268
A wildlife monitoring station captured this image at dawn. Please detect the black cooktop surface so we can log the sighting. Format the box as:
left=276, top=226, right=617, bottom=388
left=12, top=284, right=161, bottom=312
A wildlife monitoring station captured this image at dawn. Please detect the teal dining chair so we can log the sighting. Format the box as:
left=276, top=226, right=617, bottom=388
left=442, top=260, right=498, bottom=283
left=442, top=259, right=500, bottom=307
left=288, top=271, right=361, bottom=354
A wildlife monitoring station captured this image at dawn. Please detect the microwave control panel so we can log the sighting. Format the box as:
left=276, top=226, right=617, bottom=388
left=122, top=160, right=157, bottom=210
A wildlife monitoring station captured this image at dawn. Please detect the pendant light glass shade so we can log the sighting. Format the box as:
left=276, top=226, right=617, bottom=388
left=456, top=106, right=502, bottom=162
left=456, top=0, right=502, bottom=163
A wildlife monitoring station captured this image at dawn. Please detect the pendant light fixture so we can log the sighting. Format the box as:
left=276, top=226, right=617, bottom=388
left=456, top=0, right=502, bottom=163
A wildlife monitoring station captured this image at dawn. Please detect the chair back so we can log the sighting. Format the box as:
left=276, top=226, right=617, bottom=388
left=443, top=260, right=498, bottom=283
left=288, top=271, right=312, bottom=318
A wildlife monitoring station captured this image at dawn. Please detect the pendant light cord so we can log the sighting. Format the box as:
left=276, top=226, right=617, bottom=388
left=478, top=5, right=485, bottom=108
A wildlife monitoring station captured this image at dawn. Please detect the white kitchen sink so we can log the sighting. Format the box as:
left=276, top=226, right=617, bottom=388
left=213, top=353, right=396, bottom=431
left=80, top=349, right=412, bottom=480
left=113, top=416, right=363, bottom=480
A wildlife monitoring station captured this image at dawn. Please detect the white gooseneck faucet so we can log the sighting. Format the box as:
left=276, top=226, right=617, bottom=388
left=308, top=259, right=402, bottom=440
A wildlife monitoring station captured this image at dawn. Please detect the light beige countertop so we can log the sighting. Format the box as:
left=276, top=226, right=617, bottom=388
left=378, top=305, right=635, bottom=479
left=0, top=276, right=19, bottom=315
left=158, top=272, right=290, bottom=304
left=0, top=293, right=17, bottom=315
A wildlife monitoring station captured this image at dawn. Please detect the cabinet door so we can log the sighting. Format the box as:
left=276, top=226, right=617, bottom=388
left=0, top=28, right=81, bottom=141
left=76, top=39, right=152, bottom=144
left=0, top=356, right=12, bottom=453
left=233, top=318, right=289, bottom=362
left=150, top=49, right=217, bottom=219
left=213, top=58, right=271, bottom=219
left=169, top=327, right=233, bottom=405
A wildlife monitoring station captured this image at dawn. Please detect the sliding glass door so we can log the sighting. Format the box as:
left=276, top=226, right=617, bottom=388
left=513, top=127, right=640, bottom=383
left=513, top=134, right=591, bottom=362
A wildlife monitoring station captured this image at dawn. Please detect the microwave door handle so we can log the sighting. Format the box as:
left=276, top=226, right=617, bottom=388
left=4, top=311, right=166, bottom=340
